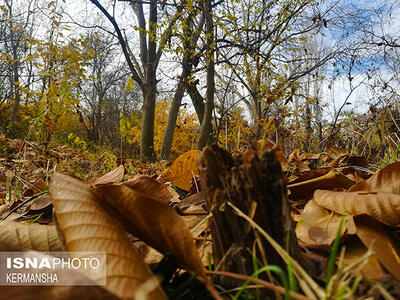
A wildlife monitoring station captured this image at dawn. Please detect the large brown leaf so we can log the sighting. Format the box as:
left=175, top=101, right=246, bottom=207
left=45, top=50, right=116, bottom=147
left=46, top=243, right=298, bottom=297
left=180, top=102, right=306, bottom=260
left=95, top=185, right=205, bottom=277
left=50, top=174, right=167, bottom=300
left=314, top=189, right=400, bottom=226
left=294, top=199, right=355, bottom=247
left=287, top=149, right=310, bottom=173
left=355, top=215, right=400, bottom=281
left=342, top=237, right=384, bottom=281
left=348, top=162, right=400, bottom=193
left=0, top=221, right=63, bottom=251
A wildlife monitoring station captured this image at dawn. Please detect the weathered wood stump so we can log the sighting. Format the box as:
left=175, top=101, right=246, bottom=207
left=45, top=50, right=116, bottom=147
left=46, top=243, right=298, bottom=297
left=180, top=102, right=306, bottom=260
left=198, top=145, right=307, bottom=291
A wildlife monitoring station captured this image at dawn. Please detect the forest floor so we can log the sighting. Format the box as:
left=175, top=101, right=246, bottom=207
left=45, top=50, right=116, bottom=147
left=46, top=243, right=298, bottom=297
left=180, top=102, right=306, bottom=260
left=1, top=134, right=400, bottom=300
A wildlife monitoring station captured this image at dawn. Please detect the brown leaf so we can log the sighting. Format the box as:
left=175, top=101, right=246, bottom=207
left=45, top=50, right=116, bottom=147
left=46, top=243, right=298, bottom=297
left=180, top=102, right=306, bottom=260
left=159, top=150, right=201, bottom=191
left=298, top=152, right=321, bottom=161
left=92, top=165, right=125, bottom=186
left=355, top=215, right=400, bottom=281
left=288, top=149, right=310, bottom=173
left=348, top=162, right=400, bottom=194
left=50, top=174, right=167, bottom=300
left=175, top=191, right=206, bottom=211
left=0, top=221, right=63, bottom=251
left=95, top=185, right=205, bottom=277
left=342, top=237, right=385, bottom=281
left=288, top=169, right=354, bottom=200
left=294, top=199, right=355, bottom=247
left=30, top=195, right=52, bottom=211
left=324, top=146, right=368, bottom=168
left=0, top=174, right=7, bottom=188
left=123, top=175, right=172, bottom=205
left=314, top=189, right=400, bottom=226
left=325, top=146, right=349, bottom=159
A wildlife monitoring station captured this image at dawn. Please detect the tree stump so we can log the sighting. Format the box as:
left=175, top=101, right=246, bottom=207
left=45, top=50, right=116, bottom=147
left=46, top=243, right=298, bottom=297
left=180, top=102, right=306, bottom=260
left=198, top=145, right=306, bottom=291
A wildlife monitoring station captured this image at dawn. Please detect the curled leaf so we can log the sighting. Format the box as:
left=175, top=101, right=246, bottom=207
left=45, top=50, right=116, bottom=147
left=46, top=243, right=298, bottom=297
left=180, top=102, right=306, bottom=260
left=92, top=165, right=124, bottom=186
left=50, top=174, right=167, bottom=300
left=355, top=215, right=400, bottom=281
left=294, top=199, right=355, bottom=247
left=95, top=185, right=205, bottom=277
left=314, top=189, right=400, bottom=227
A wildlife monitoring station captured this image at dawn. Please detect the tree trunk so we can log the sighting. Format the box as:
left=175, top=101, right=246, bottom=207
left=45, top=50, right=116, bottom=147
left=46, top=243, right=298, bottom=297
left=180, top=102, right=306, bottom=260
left=160, top=76, right=186, bottom=160
left=198, top=145, right=311, bottom=294
left=140, top=83, right=156, bottom=162
left=187, top=83, right=205, bottom=124
left=197, top=0, right=215, bottom=150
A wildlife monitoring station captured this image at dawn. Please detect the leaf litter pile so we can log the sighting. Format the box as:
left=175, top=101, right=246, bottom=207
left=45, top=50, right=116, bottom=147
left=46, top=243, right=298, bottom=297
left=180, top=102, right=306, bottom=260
left=1, top=137, right=400, bottom=299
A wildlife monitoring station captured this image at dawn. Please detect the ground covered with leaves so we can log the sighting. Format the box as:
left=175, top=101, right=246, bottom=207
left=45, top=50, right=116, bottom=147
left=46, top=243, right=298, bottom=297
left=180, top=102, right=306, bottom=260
left=1, top=135, right=400, bottom=300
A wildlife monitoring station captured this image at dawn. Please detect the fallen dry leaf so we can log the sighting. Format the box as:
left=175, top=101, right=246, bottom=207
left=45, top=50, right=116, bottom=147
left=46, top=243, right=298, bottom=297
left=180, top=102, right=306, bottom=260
left=342, top=237, right=385, bottom=281
left=95, top=185, right=205, bottom=277
left=314, top=189, right=400, bottom=226
left=50, top=174, right=167, bottom=300
left=29, top=195, right=52, bottom=210
left=123, top=175, right=172, bottom=205
left=355, top=215, right=400, bottom=282
left=324, top=146, right=368, bottom=168
left=0, top=220, right=63, bottom=251
left=288, top=169, right=354, bottom=200
left=92, top=164, right=125, bottom=186
left=287, top=149, right=311, bottom=173
left=348, top=162, right=400, bottom=194
left=325, top=146, right=349, bottom=159
left=159, top=150, right=201, bottom=191
left=294, top=199, right=355, bottom=247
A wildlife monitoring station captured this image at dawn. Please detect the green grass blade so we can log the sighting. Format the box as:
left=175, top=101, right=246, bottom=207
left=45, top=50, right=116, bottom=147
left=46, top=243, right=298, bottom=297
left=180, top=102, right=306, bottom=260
left=326, top=215, right=345, bottom=286
left=233, top=265, right=289, bottom=300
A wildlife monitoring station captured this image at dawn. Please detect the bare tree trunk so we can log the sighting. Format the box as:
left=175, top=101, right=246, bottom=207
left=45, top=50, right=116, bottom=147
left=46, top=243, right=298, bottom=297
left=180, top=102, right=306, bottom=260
left=3, top=0, right=21, bottom=135
left=187, top=83, right=205, bottom=124
left=141, top=83, right=157, bottom=162
left=160, top=76, right=186, bottom=160
left=161, top=14, right=204, bottom=159
left=197, top=0, right=215, bottom=150
left=91, top=0, right=182, bottom=162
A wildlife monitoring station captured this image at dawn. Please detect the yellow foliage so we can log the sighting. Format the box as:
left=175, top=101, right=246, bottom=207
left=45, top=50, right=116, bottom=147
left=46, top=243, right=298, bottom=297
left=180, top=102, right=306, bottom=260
left=126, top=99, right=199, bottom=158
left=160, top=150, right=201, bottom=191
left=218, top=107, right=252, bottom=151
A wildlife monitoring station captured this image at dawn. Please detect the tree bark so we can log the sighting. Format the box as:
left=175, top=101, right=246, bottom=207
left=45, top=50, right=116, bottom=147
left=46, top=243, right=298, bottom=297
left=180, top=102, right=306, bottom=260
left=198, top=145, right=308, bottom=293
left=140, top=83, right=157, bottom=162
left=197, top=0, right=215, bottom=150
left=160, top=76, right=186, bottom=160
left=187, top=82, right=205, bottom=125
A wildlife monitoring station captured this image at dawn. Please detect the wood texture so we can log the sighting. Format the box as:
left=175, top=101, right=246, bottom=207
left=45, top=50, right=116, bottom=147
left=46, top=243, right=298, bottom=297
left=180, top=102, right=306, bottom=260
left=199, top=145, right=308, bottom=290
